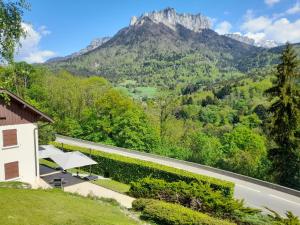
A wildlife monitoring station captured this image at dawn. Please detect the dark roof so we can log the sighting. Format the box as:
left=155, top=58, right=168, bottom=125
left=0, top=89, right=54, bottom=123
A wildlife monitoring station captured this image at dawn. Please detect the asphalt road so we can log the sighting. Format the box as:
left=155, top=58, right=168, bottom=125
left=56, top=135, right=300, bottom=216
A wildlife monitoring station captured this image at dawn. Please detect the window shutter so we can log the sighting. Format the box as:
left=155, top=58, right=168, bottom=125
left=2, top=129, right=17, bottom=147
left=4, top=161, right=19, bottom=180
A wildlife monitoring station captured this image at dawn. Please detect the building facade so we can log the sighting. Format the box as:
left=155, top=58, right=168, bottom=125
left=0, top=90, right=53, bottom=183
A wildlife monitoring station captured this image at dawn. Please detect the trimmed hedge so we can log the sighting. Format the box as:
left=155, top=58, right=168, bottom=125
left=132, top=198, right=236, bottom=225
left=130, top=178, right=261, bottom=222
left=53, top=142, right=234, bottom=197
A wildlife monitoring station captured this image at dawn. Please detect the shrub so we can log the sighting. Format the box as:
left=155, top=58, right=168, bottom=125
left=129, top=178, right=257, bottom=219
left=130, top=179, right=297, bottom=225
left=53, top=142, right=234, bottom=197
left=132, top=198, right=236, bottom=225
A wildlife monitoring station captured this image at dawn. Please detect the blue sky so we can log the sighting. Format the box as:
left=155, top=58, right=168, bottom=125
left=16, top=0, right=300, bottom=63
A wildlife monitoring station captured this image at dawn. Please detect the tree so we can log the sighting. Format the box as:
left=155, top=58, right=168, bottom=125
left=189, top=132, right=222, bottom=166
left=2, top=61, right=34, bottom=97
left=156, top=92, right=178, bottom=142
left=265, top=43, right=300, bottom=188
left=221, top=125, right=268, bottom=178
left=0, top=0, right=28, bottom=63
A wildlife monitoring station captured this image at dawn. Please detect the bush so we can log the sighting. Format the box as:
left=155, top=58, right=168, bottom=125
left=130, top=179, right=298, bottom=225
left=132, top=198, right=236, bottom=225
left=53, top=142, right=234, bottom=198
left=130, top=178, right=258, bottom=220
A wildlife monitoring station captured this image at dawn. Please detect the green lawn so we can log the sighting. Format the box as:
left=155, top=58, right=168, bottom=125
left=134, top=87, right=157, bottom=98
left=92, top=179, right=130, bottom=194
left=0, top=188, right=139, bottom=225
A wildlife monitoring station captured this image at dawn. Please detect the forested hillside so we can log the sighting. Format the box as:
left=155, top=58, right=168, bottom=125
left=1, top=46, right=299, bottom=190
left=45, top=17, right=265, bottom=87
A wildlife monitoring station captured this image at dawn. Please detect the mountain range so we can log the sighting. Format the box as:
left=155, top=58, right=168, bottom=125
left=224, top=33, right=280, bottom=48
left=45, top=8, right=299, bottom=87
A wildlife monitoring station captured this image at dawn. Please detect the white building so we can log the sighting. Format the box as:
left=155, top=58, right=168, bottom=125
left=0, top=89, right=53, bottom=183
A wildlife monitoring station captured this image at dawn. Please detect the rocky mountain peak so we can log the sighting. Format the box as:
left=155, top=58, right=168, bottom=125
left=130, top=7, right=211, bottom=32
left=46, top=37, right=110, bottom=63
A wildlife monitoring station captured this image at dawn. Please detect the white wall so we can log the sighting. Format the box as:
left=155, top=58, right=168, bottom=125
left=0, top=123, right=39, bottom=183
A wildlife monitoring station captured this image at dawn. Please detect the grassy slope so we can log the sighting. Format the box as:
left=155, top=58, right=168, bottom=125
left=92, top=179, right=130, bottom=194
left=0, top=188, right=138, bottom=225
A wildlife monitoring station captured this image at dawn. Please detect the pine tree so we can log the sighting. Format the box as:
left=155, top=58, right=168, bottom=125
left=265, top=43, right=300, bottom=189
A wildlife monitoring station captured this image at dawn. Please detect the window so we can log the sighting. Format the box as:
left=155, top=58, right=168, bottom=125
left=2, top=129, right=17, bottom=147
left=4, top=161, right=19, bottom=180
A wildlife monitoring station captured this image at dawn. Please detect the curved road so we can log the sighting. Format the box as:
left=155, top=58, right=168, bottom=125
left=56, top=135, right=300, bottom=216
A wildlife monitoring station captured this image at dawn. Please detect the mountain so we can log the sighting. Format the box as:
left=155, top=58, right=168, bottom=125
left=224, top=33, right=255, bottom=46
left=130, top=7, right=211, bottom=32
left=46, top=37, right=110, bottom=63
left=225, top=33, right=280, bottom=48
left=45, top=8, right=285, bottom=87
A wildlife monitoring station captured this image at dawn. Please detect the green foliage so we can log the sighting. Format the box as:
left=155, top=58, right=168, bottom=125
left=265, top=43, right=300, bottom=189
left=38, top=122, right=56, bottom=145
left=266, top=208, right=300, bottom=225
left=0, top=181, right=31, bottom=189
left=129, top=178, right=256, bottom=220
left=24, top=70, right=159, bottom=152
left=130, top=178, right=298, bottom=225
left=0, top=0, right=28, bottom=63
left=53, top=142, right=235, bottom=197
left=240, top=114, right=262, bottom=128
left=189, top=132, right=223, bottom=166
left=132, top=198, right=236, bottom=225
left=0, top=61, right=34, bottom=95
left=220, top=125, right=268, bottom=178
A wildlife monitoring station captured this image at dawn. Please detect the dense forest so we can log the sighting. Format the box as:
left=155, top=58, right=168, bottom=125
left=1, top=44, right=299, bottom=190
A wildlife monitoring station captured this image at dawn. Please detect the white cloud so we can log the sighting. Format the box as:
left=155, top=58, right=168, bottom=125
left=265, top=0, right=280, bottom=6
left=241, top=16, right=272, bottom=32
left=241, top=12, right=300, bottom=43
left=15, top=23, right=55, bottom=63
left=264, top=18, right=300, bottom=43
left=286, top=1, right=300, bottom=14
left=39, top=25, right=51, bottom=35
left=23, top=51, right=56, bottom=64
left=215, top=21, right=232, bottom=34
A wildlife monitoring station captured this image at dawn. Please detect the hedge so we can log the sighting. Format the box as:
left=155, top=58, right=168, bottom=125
left=53, top=142, right=234, bottom=197
left=132, top=198, right=236, bottom=225
left=129, top=177, right=252, bottom=219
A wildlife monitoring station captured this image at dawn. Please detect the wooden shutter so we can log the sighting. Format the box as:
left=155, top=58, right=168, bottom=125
left=3, top=129, right=17, bottom=147
left=5, top=161, right=19, bottom=180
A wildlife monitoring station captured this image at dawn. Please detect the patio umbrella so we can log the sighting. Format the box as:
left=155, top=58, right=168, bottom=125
left=49, top=151, right=97, bottom=170
left=39, top=145, right=64, bottom=159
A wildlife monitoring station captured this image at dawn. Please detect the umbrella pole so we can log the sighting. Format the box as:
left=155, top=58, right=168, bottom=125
left=89, top=148, right=92, bottom=176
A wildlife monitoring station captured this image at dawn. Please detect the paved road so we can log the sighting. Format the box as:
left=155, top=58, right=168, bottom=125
left=56, top=135, right=300, bottom=216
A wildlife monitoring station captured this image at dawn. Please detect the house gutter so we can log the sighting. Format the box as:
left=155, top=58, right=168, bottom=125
left=33, top=127, right=38, bottom=177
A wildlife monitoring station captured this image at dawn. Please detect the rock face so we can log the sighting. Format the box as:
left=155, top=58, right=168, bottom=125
left=130, top=7, right=211, bottom=32
left=46, top=37, right=111, bottom=63
left=71, top=37, right=111, bottom=57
